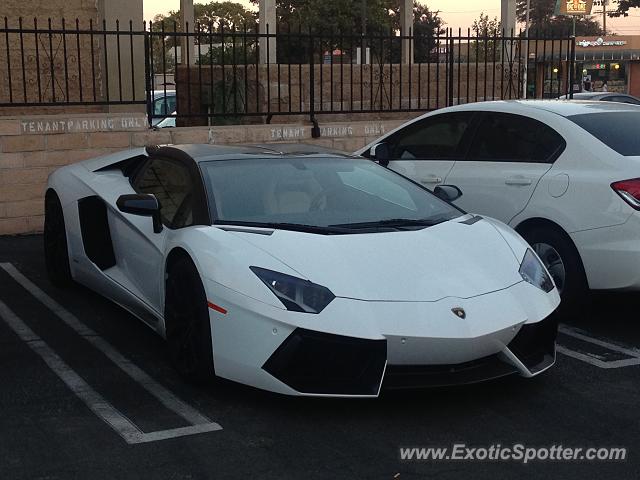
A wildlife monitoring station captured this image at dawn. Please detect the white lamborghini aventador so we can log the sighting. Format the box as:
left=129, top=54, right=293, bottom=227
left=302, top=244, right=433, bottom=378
left=44, top=144, right=560, bottom=397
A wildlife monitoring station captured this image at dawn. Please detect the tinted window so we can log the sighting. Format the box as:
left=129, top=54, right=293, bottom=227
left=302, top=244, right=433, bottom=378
left=134, top=158, right=194, bottom=228
left=200, top=158, right=462, bottom=228
left=153, top=95, right=176, bottom=115
left=568, top=112, right=640, bottom=156
left=605, top=96, right=640, bottom=105
left=467, top=113, right=565, bottom=163
left=388, top=113, right=473, bottom=160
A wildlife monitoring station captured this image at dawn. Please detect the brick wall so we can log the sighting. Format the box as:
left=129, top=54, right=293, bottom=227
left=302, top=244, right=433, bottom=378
left=0, top=112, right=407, bottom=235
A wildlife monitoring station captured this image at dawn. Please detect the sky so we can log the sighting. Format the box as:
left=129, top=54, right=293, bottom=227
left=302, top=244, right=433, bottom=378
left=143, top=0, right=640, bottom=35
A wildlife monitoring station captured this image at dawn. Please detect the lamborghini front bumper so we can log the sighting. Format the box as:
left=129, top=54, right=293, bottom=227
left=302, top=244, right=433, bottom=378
left=262, top=315, right=557, bottom=395
left=205, top=278, right=559, bottom=397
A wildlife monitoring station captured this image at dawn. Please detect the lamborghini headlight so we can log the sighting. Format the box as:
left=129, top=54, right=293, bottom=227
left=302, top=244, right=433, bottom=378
left=519, top=249, right=554, bottom=293
left=250, top=267, right=335, bottom=313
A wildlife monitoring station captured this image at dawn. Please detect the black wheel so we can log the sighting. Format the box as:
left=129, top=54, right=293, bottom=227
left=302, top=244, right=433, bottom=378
left=44, top=190, right=73, bottom=287
left=520, top=226, right=588, bottom=319
left=164, top=255, right=215, bottom=383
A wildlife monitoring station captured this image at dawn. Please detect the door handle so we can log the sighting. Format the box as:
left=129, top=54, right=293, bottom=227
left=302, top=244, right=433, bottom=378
left=505, top=176, right=532, bottom=186
left=420, top=176, right=443, bottom=184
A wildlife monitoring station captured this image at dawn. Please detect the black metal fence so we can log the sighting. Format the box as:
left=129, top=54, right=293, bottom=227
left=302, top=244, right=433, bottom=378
left=0, top=18, right=576, bottom=128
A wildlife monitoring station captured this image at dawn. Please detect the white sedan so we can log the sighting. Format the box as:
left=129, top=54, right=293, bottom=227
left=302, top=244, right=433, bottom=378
left=357, top=100, right=640, bottom=316
left=44, top=144, right=559, bottom=397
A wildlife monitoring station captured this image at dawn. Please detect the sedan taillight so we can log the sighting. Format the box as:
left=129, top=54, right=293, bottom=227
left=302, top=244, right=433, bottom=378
left=612, top=178, right=640, bottom=210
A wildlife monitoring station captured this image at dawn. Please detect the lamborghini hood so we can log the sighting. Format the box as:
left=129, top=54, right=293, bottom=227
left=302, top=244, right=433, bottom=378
left=230, top=217, right=525, bottom=302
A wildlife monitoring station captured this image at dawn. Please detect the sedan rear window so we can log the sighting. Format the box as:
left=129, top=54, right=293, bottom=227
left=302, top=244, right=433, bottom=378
left=568, top=112, right=640, bottom=156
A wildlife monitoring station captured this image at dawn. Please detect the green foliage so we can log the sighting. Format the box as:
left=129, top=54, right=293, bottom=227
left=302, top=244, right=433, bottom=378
left=606, top=0, right=634, bottom=17
left=254, top=0, right=443, bottom=64
left=471, top=12, right=501, bottom=61
left=206, top=76, right=248, bottom=125
left=195, top=1, right=257, bottom=29
left=197, top=44, right=258, bottom=65
left=516, top=0, right=603, bottom=36
left=152, top=2, right=257, bottom=31
left=252, top=0, right=395, bottom=35
left=150, top=2, right=257, bottom=73
left=405, top=3, right=445, bottom=63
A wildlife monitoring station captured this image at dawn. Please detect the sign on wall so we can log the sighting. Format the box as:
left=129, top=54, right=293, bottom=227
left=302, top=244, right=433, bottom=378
left=577, top=38, right=627, bottom=47
left=555, top=0, right=594, bottom=15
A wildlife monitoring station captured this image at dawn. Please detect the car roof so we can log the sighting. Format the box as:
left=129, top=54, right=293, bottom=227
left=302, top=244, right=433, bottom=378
left=152, top=90, right=176, bottom=100
left=449, top=99, right=640, bottom=117
left=564, top=92, right=605, bottom=100
left=149, top=143, right=356, bottom=163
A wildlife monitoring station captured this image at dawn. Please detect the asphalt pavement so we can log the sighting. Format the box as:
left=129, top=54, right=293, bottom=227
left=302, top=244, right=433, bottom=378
left=0, top=235, right=638, bottom=480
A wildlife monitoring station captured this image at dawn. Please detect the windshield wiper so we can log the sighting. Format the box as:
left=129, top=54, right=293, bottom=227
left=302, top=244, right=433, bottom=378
left=214, top=221, right=353, bottom=235
left=330, top=218, right=449, bottom=229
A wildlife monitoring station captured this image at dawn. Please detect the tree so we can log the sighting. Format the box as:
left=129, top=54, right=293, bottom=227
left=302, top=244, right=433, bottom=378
left=471, top=12, right=501, bottom=61
left=516, top=0, right=604, bottom=36
left=249, top=0, right=443, bottom=63
left=195, top=1, right=258, bottom=29
left=411, top=4, right=445, bottom=63
left=606, top=0, right=636, bottom=17
left=152, top=2, right=257, bottom=31
left=150, top=2, right=257, bottom=72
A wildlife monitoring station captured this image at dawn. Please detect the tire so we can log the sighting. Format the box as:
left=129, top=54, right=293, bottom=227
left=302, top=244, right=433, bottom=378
left=44, top=190, right=73, bottom=287
left=520, top=226, right=588, bottom=319
left=164, top=255, right=215, bottom=383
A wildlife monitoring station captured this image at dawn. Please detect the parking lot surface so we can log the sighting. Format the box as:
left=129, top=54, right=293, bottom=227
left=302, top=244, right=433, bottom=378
left=0, top=235, right=638, bottom=480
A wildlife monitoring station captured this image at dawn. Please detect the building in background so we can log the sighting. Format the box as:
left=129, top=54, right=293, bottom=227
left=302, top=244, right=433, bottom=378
left=574, top=36, right=640, bottom=95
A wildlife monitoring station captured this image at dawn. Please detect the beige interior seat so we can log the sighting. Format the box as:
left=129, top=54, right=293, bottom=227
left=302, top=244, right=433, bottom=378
left=263, top=176, right=320, bottom=214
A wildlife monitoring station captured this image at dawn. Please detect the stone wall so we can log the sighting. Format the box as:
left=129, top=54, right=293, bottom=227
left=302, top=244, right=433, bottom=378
left=0, top=112, right=409, bottom=235
left=0, top=0, right=145, bottom=117
left=175, top=62, right=517, bottom=126
left=0, top=1, right=103, bottom=116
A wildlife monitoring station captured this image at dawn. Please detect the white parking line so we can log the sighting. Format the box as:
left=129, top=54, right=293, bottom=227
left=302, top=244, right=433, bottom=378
left=557, top=345, right=640, bottom=369
left=559, top=325, right=640, bottom=358
left=0, top=263, right=222, bottom=443
left=0, top=299, right=220, bottom=444
left=557, top=324, right=640, bottom=369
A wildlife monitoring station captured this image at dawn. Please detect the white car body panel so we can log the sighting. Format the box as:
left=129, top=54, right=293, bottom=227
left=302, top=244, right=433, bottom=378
left=233, top=219, right=524, bottom=302
left=46, top=145, right=560, bottom=397
left=357, top=100, right=640, bottom=291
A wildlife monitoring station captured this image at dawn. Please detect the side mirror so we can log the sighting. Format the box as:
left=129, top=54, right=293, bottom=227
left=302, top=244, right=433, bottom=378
left=370, top=142, right=391, bottom=167
left=116, top=194, right=163, bottom=233
left=433, top=185, right=463, bottom=202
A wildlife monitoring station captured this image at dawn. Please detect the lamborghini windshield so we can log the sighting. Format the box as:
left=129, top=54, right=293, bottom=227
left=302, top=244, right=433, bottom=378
left=199, top=157, right=462, bottom=231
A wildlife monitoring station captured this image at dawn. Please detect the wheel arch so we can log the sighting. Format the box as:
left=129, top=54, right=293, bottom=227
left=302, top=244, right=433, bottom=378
left=166, top=246, right=193, bottom=271
left=515, top=217, right=566, bottom=236
left=164, top=245, right=209, bottom=302
left=514, top=217, right=589, bottom=287
left=162, top=247, right=197, bottom=338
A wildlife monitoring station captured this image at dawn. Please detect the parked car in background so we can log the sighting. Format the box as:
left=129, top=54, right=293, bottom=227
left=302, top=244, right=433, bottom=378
left=357, top=101, right=640, bottom=316
left=150, top=90, right=176, bottom=126
left=155, top=112, right=176, bottom=129
left=559, top=92, right=640, bottom=105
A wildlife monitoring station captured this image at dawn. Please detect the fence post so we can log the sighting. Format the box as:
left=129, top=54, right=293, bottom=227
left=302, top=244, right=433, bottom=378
left=309, top=33, right=320, bottom=138
left=448, top=32, right=455, bottom=107
left=144, top=29, right=153, bottom=128
left=569, top=35, right=576, bottom=100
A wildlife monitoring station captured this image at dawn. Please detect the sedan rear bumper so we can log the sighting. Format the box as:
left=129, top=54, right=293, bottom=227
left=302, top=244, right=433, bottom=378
left=571, top=212, right=640, bottom=291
